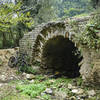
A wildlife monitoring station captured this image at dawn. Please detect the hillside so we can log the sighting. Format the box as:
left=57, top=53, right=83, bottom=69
left=57, top=0, right=92, bottom=18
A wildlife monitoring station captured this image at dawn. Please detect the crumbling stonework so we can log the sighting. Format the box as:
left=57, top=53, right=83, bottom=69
left=80, top=48, right=100, bottom=85
left=19, top=16, right=90, bottom=62
left=19, top=15, right=100, bottom=84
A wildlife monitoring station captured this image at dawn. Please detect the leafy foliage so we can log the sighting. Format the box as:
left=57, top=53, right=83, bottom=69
left=8, top=52, right=37, bottom=74
left=21, top=0, right=58, bottom=24
left=22, top=0, right=92, bottom=24
left=0, top=2, right=34, bottom=48
left=74, top=12, right=100, bottom=50
left=91, top=0, right=100, bottom=8
left=16, top=75, right=73, bottom=99
left=16, top=83, right=46, bottom=98
left=57, top=0, right=92, bottom=18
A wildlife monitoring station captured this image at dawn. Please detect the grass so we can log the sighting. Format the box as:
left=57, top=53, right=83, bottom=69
left=74, top=13, right=89, bottom=18
left=15, top=75, right=73, bottom=100
left=16, top=83, right=46, bottom=98
left=1, top=74, right=100, bottom=100
left=1, top=95, right=31, bottom=100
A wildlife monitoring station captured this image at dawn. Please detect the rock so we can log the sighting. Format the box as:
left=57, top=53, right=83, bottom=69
left=29, top=80, right=34, bottom=83
left=72, top=89, right=78, bottom=93
left=96, top=32, right=100, bottom=37
left=72, top=88, right=84, bottom=95
left=9, top=76, right=14, bottom=80
left=92, top=61, right=100, bottom=84
left=22, top=72, right=27, bottom=78
left=76, top=96, right=81, bottom=100
left=77, top=88, right=84, bottom=94
left=79, top=49, right=92, bottom=81
left=68, top=83, right=76, bottom=89
left=78, top=94, right=88, bottom=99
left=68, top=83, right=73, bottom=89
left=1, top=75, right=6, bottom=81
left=49, top=79, right=55, bottom=83
left=87, top=90, right=96, bottom=97
left=0, top=83, right=3, bottom=87
left=22, top=73, right=35, bottom=80
left=70, top=96, right=76, bottom=100
left=26, top=74, right=35, bottom=80
left=41, top=92, right=46, bottom=96
left=54, top=91, right=68, bottom=100
left=44, top=88, right=53, bottom=95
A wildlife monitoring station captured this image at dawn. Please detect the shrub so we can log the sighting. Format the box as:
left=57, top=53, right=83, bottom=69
left=74, top=12, right=100, bottom=50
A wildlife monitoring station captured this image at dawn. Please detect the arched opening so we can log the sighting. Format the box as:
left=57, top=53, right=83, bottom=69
left=41, top=35, right=82, bottom=78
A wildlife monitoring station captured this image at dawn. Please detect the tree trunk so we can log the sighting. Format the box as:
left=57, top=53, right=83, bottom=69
left=2, top=32, right=7, bottom=48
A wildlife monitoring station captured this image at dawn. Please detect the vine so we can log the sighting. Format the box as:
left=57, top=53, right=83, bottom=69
left=74, top=13, right=100, bottom=50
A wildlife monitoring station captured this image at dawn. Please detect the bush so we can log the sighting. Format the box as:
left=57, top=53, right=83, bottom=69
left=74, top=12, right=100, bottom=50
left=0, top=2, right=34, bottom=48
left=8, top=52, right=37, bottom=74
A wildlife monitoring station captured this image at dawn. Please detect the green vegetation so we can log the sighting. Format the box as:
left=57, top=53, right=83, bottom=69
left=21, top=0, right=58, bottom=24
left=16, top=75, right=73, bottom=99
left=1, top=1, right=100, bottom=100
left=0, top=2, right=34, bottom=48
left=19, top=65, right=37, bottom=74
left=1, top=94, right=31, bottom=100
left=57, top=0, right=92, bottom=18
left=16, top=84, right=46, bottom=98
left=74, top=12, right=100, bottom=50
left=0, top=0, right=94, bottom=49
left=1, top=73, right=100, bottom=100
left=91, top=0, right=100, bottom=8
left=22, top=0, right=92, bottom=23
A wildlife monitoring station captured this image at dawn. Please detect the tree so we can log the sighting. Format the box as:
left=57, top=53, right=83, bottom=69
left=21, top=0, right=58, bottom=24
left=91, top=0, right=100, bottom=8
left=57, top=0, right=91, bottom=17
left=0, top=2, right=34, bottom=48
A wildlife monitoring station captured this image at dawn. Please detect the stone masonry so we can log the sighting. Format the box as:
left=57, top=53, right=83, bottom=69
left=19, top=16, right=90, bottom=62
left=19, top=15, right=100, bottom=84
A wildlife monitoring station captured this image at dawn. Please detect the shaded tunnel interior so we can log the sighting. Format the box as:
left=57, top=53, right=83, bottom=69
left=42, top=36, right=82, bottom=78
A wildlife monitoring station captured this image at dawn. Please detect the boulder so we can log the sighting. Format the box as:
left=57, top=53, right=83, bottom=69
left=87, top=90, right=96, bottom=97
left=80, top=48, right=100, bottom=85
left=92, top=61, right=100, bottom=84
left=22, top=73, right=35, bottom=80
left=71, top=88, right=84, bottom=95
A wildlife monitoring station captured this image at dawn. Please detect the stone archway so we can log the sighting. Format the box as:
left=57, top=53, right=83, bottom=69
left=32, top=22, right=66, bottom=62
left=19, top=16, right=90, bottom=77
left=41, top=35, right=82, bottom=78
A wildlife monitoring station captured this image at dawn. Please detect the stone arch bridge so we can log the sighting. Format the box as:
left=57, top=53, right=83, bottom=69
left=19, top=16, right=90, bottom=63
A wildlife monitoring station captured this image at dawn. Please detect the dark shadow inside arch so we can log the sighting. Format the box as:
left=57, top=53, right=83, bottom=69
left=42, top=35, right=83, bottom=78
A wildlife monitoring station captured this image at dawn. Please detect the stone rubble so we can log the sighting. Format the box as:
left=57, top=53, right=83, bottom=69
left=87, top=90, right=96, bottom=97
left=44, top=88, right=53, bottom=95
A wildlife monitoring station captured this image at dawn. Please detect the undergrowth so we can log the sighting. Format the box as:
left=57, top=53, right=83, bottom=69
left=74, top=12, right=100, bottom=50
left=16, top=75, right=76, bottom=100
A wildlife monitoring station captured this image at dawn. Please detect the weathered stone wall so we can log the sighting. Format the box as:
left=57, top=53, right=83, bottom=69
left=19, top=15, right=100, bottom=85
left=19, top=21, right=66, bottom=62
left=19, top=16, right=90, bottom=62
left=80, top=48, right=100, bottom=85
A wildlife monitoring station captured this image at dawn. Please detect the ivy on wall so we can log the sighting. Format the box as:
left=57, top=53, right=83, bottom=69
left=74, top=12, right=100, bottom=50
